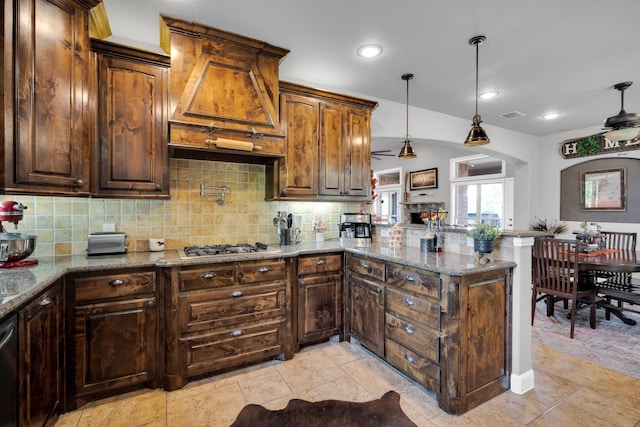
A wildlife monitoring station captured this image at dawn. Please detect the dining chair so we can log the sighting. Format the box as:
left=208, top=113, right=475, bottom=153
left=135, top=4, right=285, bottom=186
left=531, top=237, right=597, bottom=338
left=596, top=231, right=638, bottom=320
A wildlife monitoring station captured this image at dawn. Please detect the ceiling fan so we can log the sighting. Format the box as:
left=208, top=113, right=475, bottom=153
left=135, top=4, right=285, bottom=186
left=371, top=150, right=396, bottom=160
left=601, top=81, right=640, bottom=142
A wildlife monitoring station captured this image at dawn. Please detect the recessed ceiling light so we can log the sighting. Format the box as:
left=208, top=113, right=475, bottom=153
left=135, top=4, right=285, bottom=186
left=542, top=112, right=561, bottom=120
left=357, top=44, right=383, bottom=58
left=478, top=91, right=499, bottom=100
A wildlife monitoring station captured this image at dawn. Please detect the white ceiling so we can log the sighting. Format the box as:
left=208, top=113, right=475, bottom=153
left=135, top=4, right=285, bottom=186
left=102, top=0, right=640, bottom=140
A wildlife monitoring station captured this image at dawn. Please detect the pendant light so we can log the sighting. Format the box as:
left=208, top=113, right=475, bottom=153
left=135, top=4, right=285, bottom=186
left=603, top=82, right=640, bottom=142
left=398, top=73, right=417, bottom=158
left=464, top=35, right=490, bottom=146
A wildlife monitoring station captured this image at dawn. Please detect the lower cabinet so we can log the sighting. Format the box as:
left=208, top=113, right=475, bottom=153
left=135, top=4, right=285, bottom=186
left=346, top=253, right=512, bottom=415
left=19, top=281, right=63, bottom=427
left=66, top=268, right=160, bottom=409
left=297, top=253, right=343, bottom=345
left=164, top=259, right=293, bottom=391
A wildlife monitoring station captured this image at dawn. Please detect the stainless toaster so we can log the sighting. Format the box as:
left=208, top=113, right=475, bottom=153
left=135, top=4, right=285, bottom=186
left=87, top=232, right=127, bottom=255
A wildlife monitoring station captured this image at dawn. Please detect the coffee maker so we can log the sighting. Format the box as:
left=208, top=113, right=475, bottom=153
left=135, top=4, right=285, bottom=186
left=339, top=213, right=372, bottom=243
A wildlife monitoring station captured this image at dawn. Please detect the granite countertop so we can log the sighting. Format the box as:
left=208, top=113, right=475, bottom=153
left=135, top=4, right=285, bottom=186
left=0, top=240, right=516, bottom=318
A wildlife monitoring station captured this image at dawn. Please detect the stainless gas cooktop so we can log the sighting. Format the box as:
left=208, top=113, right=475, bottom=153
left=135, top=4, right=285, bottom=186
left=180, top=242, right=281, bottom=259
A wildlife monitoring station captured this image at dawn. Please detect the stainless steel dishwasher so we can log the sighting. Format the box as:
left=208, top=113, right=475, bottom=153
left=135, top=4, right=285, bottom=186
left=0, top=313, right=18, bottom=427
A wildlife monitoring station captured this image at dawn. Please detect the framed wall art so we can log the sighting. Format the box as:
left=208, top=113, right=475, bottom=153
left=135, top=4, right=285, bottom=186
left=410, top=168, right=438, bottom=190
left=580, top=167, right=626, bottom=211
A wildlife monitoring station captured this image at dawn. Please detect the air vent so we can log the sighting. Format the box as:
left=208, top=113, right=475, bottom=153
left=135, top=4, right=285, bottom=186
left=498, top=111, right=526, bottom=120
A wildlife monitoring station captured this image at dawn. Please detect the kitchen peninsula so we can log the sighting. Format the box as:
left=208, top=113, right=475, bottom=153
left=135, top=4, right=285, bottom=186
left=0, top=239, right=521, bottom=417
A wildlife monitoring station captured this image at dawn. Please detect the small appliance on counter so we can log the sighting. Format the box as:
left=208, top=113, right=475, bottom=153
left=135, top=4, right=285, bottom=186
left=87, top=232, right=127, bottom=255
left=339, top=213, right=372, bottom=245
left=273, top=211, right=291, bottom=246
left=0, top=201, right=38, bottom=268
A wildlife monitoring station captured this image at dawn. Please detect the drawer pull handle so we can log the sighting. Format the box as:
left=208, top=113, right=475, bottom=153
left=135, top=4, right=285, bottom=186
left=404, top=275, right=416, bottom=282
left=404, top=325, right=415, bottom=335
left=230, top=291, right=244, bottom=298
left=360, top=262, right=370, bottom=269
left=230, top=330, right=244, bottom=337
left=109, top=279, right=125, bottom=286
left=316, top=259, right=326, bottom=265
left=39, top=297, right=52, bottom=306
left=403, top=297, right=416, bottom=307
left=201, top=272, right=217, bottom=279
left=368, top=287, right=382, bottom=295
left=404, top=354, right=416, bottom=364
left=257, top=267, right=270, bottom=273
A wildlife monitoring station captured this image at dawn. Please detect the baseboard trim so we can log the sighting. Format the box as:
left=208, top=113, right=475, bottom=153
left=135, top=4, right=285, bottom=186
left=510, top=369, right=535, bottom=394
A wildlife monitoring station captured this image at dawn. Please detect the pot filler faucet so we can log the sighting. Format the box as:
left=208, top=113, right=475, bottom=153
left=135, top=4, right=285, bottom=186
left=0, top=201, right=27, bottom=233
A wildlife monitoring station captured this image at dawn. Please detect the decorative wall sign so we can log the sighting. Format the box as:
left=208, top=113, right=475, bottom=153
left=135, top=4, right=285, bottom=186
left=410, top=168, right=438, bottom=190
left=581, top=168, right=626, bottom=211
left=559, top=134, right=640, bottom=159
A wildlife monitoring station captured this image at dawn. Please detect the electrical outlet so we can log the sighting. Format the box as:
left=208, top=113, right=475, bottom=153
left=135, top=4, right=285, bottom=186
left=103, top=223, right=116, bottom=232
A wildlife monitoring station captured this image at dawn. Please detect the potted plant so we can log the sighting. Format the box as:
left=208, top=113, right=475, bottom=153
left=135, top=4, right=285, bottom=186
left=467, top=223, right=501, bottom=253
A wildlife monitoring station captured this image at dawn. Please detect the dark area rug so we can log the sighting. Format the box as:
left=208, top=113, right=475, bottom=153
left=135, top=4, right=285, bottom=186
left=532, top=303, right=640, bottom=379
left=229, top=390, right=417, bottom=427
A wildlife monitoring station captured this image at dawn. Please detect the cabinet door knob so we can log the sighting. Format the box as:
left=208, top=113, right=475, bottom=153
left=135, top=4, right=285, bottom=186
left=109, top=279, right=125, bottom=286
left=257, top=267, right=270, bottom=273
left=316, top=259, right=326, bottom=265
left=39, top=297, right=52, bottom=306
left=403, top=297, right=416, bottom=307
left=146, top=300, right=155, bottom=308
left=201, top=272, right=217, bottom=279
left=230, top=330, right=244, bottom=337
left=75, top=179, right=84, bottom=187
left=404, top=325, right=415, bottom=335
left=230, top=290, right=244, bottom=298
left=155, top=183, right=162, bottom=190
left=404, top=354, right=416, bottom=364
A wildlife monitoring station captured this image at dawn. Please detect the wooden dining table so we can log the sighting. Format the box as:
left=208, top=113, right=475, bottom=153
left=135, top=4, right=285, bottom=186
left=577, top=249, right=640, bottom=325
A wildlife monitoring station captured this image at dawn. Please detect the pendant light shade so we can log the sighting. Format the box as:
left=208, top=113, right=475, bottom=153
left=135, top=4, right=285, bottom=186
left=398, top=73, right=417, bottom=158
left=465, top=35, right=490, bottom=146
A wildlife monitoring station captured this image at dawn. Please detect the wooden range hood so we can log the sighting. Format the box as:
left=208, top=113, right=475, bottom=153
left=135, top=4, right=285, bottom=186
left=160, top=15, right=289, bottom=164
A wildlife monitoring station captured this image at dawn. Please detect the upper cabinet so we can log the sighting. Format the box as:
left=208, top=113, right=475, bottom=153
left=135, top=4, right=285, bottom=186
left=266, top=82, right=378, bottom=201
left=90, top=40, right=170, bottom=198
left=2, top=0, right=100, bottom=195
left=160, top=15, right=289, bottom=164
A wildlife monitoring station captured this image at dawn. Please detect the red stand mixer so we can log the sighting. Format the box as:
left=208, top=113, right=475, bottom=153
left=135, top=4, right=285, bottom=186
left=0, top=201, right=38, bottom=268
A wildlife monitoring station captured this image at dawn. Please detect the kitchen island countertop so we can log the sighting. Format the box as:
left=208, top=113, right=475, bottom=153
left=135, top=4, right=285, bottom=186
left=0, top=241, right=516, bottom=318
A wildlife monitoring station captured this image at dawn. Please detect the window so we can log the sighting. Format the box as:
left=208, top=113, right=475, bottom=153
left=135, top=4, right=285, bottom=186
left=373, top=168, right=403, bottom=224
left=449, top=155, right=512, bottom=229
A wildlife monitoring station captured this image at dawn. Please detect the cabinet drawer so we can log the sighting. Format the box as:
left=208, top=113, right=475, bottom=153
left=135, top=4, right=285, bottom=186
left=386, top=264, right=441, bottom=300
left=179, top=283, right=286, bottom=333
left=385, top=338, right=440, bottom=394
left=73, top=270, right=156, bottom=301
left=347, top=255, right=385, bottom=282
left=298, top=253, right=342, bottom=275
left=240, top=260, right=286, bottom=284
left=179, top=264, right=236, bottom=292
left=386, top=287, right=441, bottom=331
left=182, top=318, right=285, bottom=378
left=385, top=313, right=439, bottom=363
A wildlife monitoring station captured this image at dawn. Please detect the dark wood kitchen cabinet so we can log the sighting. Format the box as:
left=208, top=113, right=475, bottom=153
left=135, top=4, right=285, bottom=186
left=2, top=0, right=99, bottom=195
left=66, top=268, right=160, bottom=409
left=164, top=259, right=294, bottom=391
left=266, top=82, right=377, bottom=201
left=297, top=253, right=343, bottom=346
left=18, top=280, right=63, bottom=427
left=346, top=255, right=386, bottom=356
left=90, top=40, right=170, bottom=198
left=345, top=253, right=512, bottom=415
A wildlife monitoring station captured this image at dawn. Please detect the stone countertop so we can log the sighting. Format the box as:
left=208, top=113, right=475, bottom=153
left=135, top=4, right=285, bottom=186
left=373, top=223, right=544, bottom=238
left=0, top=240, right=516, bottom=318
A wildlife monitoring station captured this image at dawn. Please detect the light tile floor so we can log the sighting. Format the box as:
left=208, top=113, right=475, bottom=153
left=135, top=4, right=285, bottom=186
left=55, top=331, right=640, bottom=427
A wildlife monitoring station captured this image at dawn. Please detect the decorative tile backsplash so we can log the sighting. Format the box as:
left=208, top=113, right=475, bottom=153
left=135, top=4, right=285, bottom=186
left=5, top=159, right=364, bottom=256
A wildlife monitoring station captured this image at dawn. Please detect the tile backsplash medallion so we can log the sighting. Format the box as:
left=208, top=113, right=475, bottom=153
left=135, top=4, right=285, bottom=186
left=6, top=159, right=366, bottom=257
